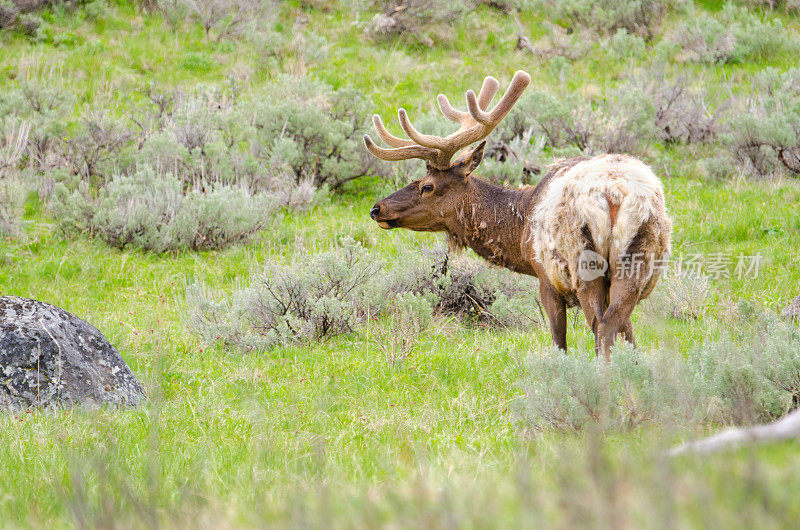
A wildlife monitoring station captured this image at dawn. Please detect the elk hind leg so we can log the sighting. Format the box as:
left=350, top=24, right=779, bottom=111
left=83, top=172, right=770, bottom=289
left=576, top=277, right=608, bottom=357
left=598, top=276, right=640, bottom=360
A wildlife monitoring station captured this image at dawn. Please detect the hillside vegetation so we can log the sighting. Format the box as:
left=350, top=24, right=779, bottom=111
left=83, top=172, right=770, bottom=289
left=1, top=0, right=800, bottom=527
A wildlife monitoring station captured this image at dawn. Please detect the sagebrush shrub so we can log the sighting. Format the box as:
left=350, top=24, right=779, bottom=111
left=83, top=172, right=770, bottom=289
left=520, top=317, right=800, bottom=433
left=251, top=76, right=383, bottom=190
left=0, top=1, right=19, bottom=29
left=2, top=75, right=378, bottom=194
left=62, top=111, right=133, bottom=180
left=0, top=81, right=73, bottom=172
left=54, top=167, right=277, bottom=251
left=501, top=85, right=656, bottom=157
left=147, top=0, right=277, bottom=41
left=644, top=264, right=710, bottom=320
left=187, top=243, right=544, bottom=352
left=0, top=0, right=108, bottom=33
left=606, top=28, right=646, bottom=60
left=670, top=5, right=798, bottom=64
left=723, top=68, right=800, bottom=179
left=0, top=177, right=28, bottom=237
left=542, top=0, right=679, bottom=40
left=186, top=238, right=386, bottom=351
left=139, top=78, right=379, bottom=191
left=482, top=129, right=547, bottom=187
left=388, top=245, right=543, bottom=328
left=523, top=21, right=591, bottom=61
left=374, top=292, right=434, bottom=370
left=363, top=0, right=469, bottom=47
left=627, top=70, right=724, bottom=144
left=748, top=0, right=800, bottom=11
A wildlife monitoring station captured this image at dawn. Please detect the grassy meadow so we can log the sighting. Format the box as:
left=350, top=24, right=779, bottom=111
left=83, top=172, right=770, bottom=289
left=2, top=0, right=800, bottom=527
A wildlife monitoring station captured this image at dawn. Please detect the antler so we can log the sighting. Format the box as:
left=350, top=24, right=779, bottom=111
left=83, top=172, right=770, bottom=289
left=364, top=70, right=531, bottom=169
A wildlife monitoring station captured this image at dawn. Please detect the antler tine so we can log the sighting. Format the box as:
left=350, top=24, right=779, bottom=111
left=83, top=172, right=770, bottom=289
left=476, top=76, right=500, bottom=110
left=486, top=70, right=530, bottom=121
left=372, top=114, right=415, bottom=148
left=437, top=76, right=499, bottom=126
left=437, top=94, right=470, bottom=125
left=363, top=70, right=531, bottom=169
left=398, top=108, right=447, bottom=150
left=363, top=134, right=443, bottom=163
left=467, top=70, right=531, bottom=126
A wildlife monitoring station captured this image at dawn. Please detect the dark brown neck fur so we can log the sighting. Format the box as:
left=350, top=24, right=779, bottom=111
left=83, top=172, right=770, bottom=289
left=443, top=157, right=588, bottom=276
left=445, top=177, right=538, bottom=275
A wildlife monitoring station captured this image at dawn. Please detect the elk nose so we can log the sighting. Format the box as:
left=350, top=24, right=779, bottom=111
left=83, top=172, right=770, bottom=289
left=370, top=204, right=380, bottom=220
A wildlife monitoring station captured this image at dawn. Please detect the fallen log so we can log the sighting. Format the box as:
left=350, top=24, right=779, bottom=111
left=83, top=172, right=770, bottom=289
left=670, top=409, right=800, bottom=455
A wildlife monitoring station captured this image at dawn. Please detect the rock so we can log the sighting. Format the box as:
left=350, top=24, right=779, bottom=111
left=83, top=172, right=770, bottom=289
left=0, top=296, right=146, bottom=410
left=783, top=295, right=800, bottom=320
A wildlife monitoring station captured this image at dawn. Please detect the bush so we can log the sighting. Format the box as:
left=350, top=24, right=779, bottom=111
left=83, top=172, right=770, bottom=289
left=0, top=120, right=30, bottom=172
left=186, top=238, right=387, bottom=351
left=372, top=292, right=434, bottom=370
left=0, top=0, right=108, bottom=32
left=187, top=243, right=544, bottom=352
left=251, top=76, right=383, bottom=190
left=670, top=5, right=798, bottom=64
left=62, top=111, right=133, bottom=180
left=723, top=68, right=800, bottom=179
left=2, top=75, right=378, bottom=193
left=748, top=0, right=800, bottom=11
left=502, top=85, right=656, bottom=157
left=0, top=81, right=73, bottom=172
left=520, top=21, right=591, bottom=60
left=53, top=167, right=278, bottom=251
left=136, top=77, right=379, bottom=191
left=388, top=245, right=543, bottom=328
left=606, top=28, right=646, bottom=60
left=520, top=316, right=800, bottom=433
left=645, top=265, right=711, bottom=320
left=482, top=128, right=547, bottom=186
left=0, top=177, right=28, bottom=237
left=147, top=0, right=277, bottom=41
left=494, top=72, right=725, bottom=162
left=183, top=0, right=267, bottom=40
left=645, top=74, right=723, bottom=144
left=0, top=1, right=19, bottom=29
left=363, top=0, right=470, bottom=47
left=542, top=0, right=679, bottom=40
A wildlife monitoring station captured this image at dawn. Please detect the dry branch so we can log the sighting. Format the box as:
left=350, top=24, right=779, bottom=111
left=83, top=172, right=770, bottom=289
left=671, top=409, right=800, bottom=455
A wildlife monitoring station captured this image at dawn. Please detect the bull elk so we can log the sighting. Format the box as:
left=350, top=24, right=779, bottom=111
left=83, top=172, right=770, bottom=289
left=364, top=71, right=672, bottom=359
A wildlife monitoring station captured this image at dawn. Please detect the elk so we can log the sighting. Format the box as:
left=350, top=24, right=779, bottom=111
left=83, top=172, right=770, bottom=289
left=364, top=71, right=672, bottom=359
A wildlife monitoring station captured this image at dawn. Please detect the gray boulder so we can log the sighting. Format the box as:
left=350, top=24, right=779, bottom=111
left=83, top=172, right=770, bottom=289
left=783, top=295, right=800, bottom=320
left=0, top=296, right=146, bottom=410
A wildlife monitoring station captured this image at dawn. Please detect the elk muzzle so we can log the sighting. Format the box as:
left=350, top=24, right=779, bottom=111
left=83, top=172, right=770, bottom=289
left=369, top=201, right=399, bottom=229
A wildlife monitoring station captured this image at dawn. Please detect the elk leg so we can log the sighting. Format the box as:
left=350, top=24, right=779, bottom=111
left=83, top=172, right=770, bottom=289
left=540, top=281, right=567, bottom=352
left=621, top=317, right=636, bottom=347
left=598, top=276, right=640, bottom=361
left=576, top=278, right=608, bottom=357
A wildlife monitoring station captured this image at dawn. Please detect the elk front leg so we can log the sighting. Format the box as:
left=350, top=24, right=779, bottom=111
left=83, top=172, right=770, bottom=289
left=540, top=280, right=567, bottom=352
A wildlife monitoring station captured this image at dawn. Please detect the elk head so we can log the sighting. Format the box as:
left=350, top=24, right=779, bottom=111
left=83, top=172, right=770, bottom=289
left=364, top=71, right=531, bottom=232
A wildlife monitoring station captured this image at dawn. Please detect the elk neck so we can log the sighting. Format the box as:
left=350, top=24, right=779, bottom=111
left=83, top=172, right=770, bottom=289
left=444, top=176, right=538, bottom=275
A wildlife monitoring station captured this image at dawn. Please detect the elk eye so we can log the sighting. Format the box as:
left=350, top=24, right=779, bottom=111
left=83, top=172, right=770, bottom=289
left=420, top=184, right=434, bottom=194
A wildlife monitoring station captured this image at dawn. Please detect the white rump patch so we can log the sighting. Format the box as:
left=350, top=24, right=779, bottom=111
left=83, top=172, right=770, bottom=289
left=530, top=154, right=670, bottom=293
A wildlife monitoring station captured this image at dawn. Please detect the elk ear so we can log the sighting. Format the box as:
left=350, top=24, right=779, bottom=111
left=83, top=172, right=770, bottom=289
left=452, top=141, right=485, bottom=178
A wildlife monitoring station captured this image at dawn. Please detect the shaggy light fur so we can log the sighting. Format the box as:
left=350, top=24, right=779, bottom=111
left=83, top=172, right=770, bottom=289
left=531, top=154, right=672, bottom=295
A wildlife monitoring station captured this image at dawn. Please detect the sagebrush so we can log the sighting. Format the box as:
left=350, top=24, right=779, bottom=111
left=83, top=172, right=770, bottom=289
left=520, top=315, right=800, bottom=433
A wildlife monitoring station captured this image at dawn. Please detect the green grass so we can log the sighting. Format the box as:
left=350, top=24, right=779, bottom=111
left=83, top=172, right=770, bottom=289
left=2, top=182, right=800, bottom=526
left=2, top=0, right=800, bottom=527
